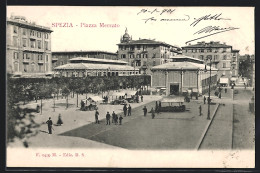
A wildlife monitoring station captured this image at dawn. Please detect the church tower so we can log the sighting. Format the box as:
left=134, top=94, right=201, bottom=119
left=120, top=27, right=132, bottom=43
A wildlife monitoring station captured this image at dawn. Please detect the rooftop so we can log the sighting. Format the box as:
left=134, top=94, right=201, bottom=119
left=169, top=55, right=204, bottom=63
left=69, top=57, right=127, bottom=64
left=117, top=39, right=179, bottom=48
left=7, top=16, right=53, bottom=32
left=151, top=61, right=218, bottom=71
left=52, top=50, right=117, bottom=55
left=54, top=63, right=135, bottom=71
left=182, top=41, right=232, bottom=49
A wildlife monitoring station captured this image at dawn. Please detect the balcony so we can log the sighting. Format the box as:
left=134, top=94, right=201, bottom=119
left=52, top=57, right=58, bottom=62
left=38, top=60, right=44, bottom=64
left=22, top=58, right=30, bottom=63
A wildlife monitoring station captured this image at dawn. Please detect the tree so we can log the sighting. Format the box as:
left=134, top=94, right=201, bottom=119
left=62, top=87, right=70, bottom=109
left=7, top=76, right=40, bottom=148
left=74, top=79, right=85, bottom=107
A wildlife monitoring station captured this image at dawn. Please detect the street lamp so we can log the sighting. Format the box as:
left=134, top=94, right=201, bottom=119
left=204, top=56, right=212, bottom=120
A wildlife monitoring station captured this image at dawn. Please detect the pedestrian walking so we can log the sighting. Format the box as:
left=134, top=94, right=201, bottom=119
left=143, top=106, right=147, bottom=116
left=155, top=101, right=158, bottom=112
left=115, top=114, right=118, bottom=125
left=225, top=88, right=227, bottom=93
left=151, top=107, right=155, bottom=119
left=112, top=111, right=116, bottom=123
left=128, top=105, right=132, bottom=116
left=119, top=115, right=123, bottom=125
left=219, top=92, right=221, bottom=99
left=159, top=101, right=162, bottom=109
left=106, top=112, right=111, bottom=125
left=141, top=95, right=143, bottom=102
left=56, top=114, right=63, bottom=126
left=203, top=96, right=206, bottom=104
left=36, top=104, right=40, bottom=113
left=123, top=104, right=127, bottom=117
left=95, top=110, right=99, bottom=124
left=199, top=105, right=202, bottom=116
left=46, top=117, right=53, bottom=134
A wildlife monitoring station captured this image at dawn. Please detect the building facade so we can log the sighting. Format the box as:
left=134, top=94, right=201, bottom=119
left=54, top=57, right=139, bottom=77
left=52, top=51, right=118, bottom=70
left=182, top=41, right=239, bottom=80
left=151, top=55, right=218, bottom=96
left=117, top=28, right=181, bottom=75
left=6, top=15, right=53, bottom=76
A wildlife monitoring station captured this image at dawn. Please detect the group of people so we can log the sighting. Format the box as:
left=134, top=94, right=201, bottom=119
left=123, top=104, right=132, bottom=116
left=94, top=110, right=123, bottom=125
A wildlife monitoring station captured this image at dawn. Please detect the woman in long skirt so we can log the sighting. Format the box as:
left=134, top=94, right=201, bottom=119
left=57, top=114, right=63, bottom=126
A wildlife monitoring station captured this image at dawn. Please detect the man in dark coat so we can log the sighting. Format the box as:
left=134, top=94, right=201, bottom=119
left=106, top=112, right=111, bottom=125
left=128, top=105, right=132, bottom=116
left=143, top=106, right=147, bottom=116
left=123, top=104, right=127, bottom=117
left=46, top=117, right=53, bottom=134
left=199, top=105, right=202, bottom=116
left=112, top=111, right=116, bottom=123
left=115, top=114, right=118, bottom=125
left=119, top=115, right=123, bottom=125
left=141, top=95, right=143, bottom=102
left=151, top=107, right=155, bottom=119
left=203, top=96, right=206, bottom=104
left=95, top=110, right=99, bottom=124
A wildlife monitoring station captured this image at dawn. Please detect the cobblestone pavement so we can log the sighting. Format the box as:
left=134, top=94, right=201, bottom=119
left=232, top=89, right=255, bottom=149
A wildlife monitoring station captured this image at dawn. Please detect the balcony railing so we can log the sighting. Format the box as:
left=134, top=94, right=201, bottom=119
left=52, top=57, right=58, bottom=62
left=38, top=60, right=44, bottom=64
left=22, top=58, right=30, bottom=63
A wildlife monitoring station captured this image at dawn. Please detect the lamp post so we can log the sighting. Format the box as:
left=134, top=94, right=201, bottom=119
left=204, top=56, right=212, bottom=120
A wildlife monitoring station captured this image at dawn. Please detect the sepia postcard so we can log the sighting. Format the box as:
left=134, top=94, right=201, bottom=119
left=6, top=6, right=255, bottom=168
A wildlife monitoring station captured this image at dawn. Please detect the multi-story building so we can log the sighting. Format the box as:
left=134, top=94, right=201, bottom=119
left=117, top=28, right=181, bottom=75
left=182, top=41, right=239, bottom=81
left=52, top=51, right=118, bottom=70
left=6, top=15, right=53, bottom=76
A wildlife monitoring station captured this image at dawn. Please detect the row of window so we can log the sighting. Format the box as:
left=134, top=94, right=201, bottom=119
left=119, top=45, right=157, bottom=51
left=121, top=53, right=170, bottom=59
left=13, top=62, right=47, bottom=72
left=13, top=36, right=49, bottom=50
left=13, top=26, right=49, bottom=39
left=130, top=60, right=157, bottom=67
left=183, top=48, right=228, bottom=53
left=13, top=52, right=49, bottom=61
left=193, top=55, right=228, bottom=61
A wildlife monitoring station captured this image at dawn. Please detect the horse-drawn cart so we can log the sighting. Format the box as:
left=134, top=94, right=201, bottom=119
left=80, top=96, right=103, bottom=111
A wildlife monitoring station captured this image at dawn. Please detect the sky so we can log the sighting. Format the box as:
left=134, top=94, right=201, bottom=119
left=7, top=6, right=254, bottom=55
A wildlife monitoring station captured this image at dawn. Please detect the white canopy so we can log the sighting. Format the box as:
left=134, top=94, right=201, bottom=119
left=124, top=90, right=137, bottom=96
left=161, top=96, right=185, bottom=103
left=88, top=96, right=104, bottom=102
left=108, top=91, right=126, bottom=97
